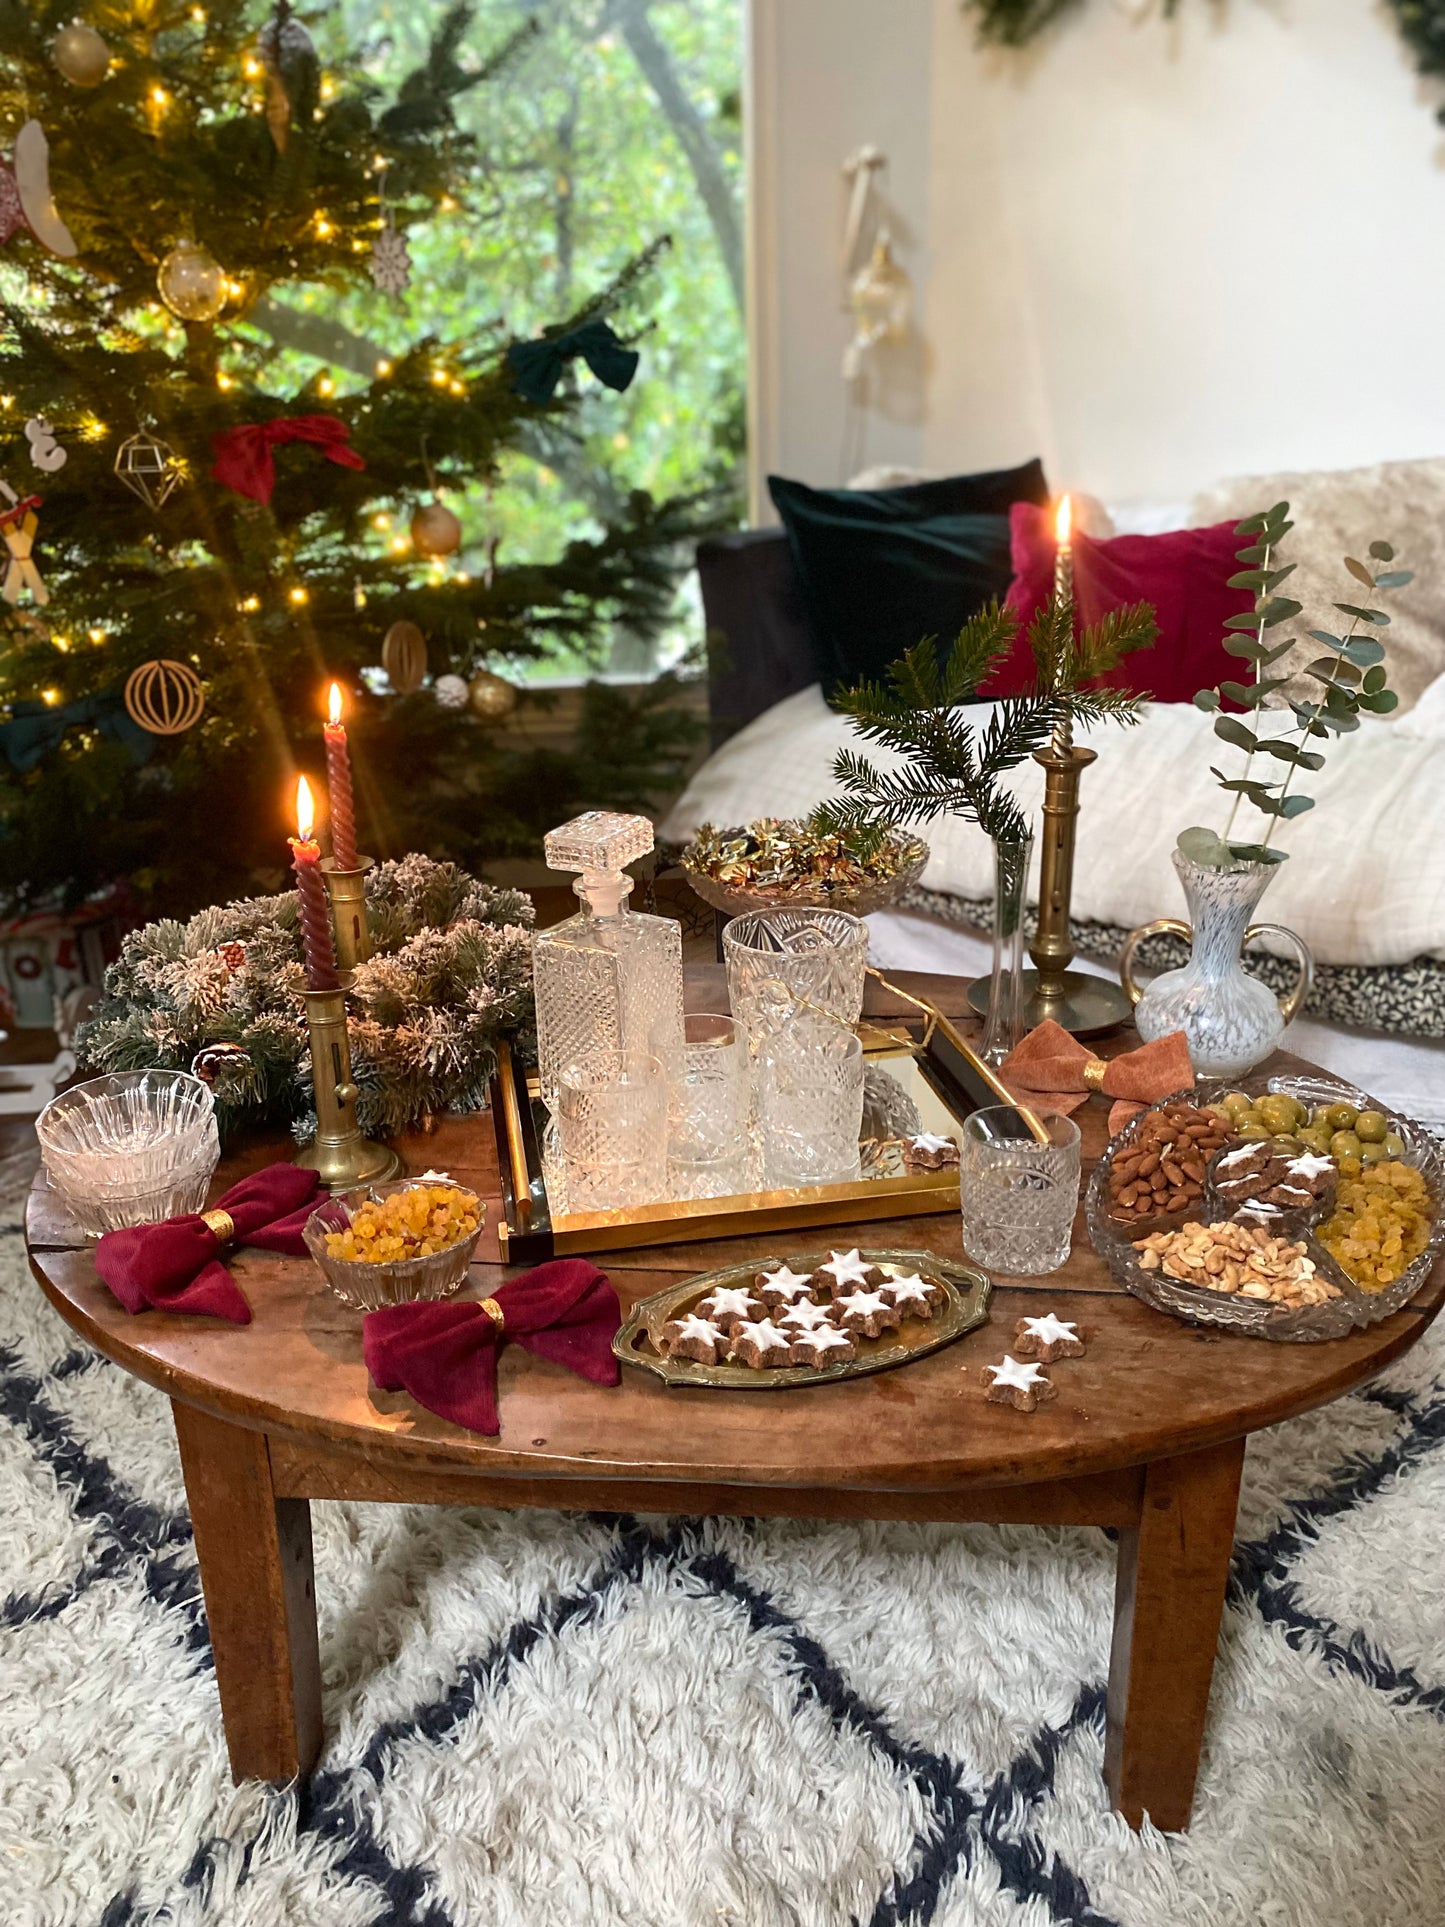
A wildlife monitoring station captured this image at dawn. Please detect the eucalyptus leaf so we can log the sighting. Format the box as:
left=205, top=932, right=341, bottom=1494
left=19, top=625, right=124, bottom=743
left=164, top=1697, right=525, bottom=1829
left=1341, top=637, right=1385, bottom=668
left=1263, top=564, right=1297, bottom=589
left=1224, top=612, right=1265, bottom=632
left=1358, top=689, right=1399, bottom=713
left=1193, top=688, right=1221, bottom=712
left=1334, top=603, right=1390, bottom=626
left=1374, top=570, right=1413, bottom=589
left=1261, top=638, right=1297, bottom=665
left=1275, top=794, right=1315, bottom=820
left=1257, top=596, right=1303, bottom=626
left=1344, top=556, right=1374, bottom=587
left=1212, top=776, right=1279, bottom=802
left=1368, top=540, right=1395, bottom=561
left=1226, top=569, right=1268, bottom=591
left=1176, top=825, right=1232, bottom=868
left=1212, top=716, right=1258, bottom=753
left=1228, top=843, right=1290, bottom=866
left=1234, top=513, right=1270, bottom=536
left=1255, top=738, right=1325, bottom=769
left=1306, top=631, right=1343, bottom=650
left=1362, top=664, right=1388, bottom=694
left=1223, top=635, right=1268, bottom=660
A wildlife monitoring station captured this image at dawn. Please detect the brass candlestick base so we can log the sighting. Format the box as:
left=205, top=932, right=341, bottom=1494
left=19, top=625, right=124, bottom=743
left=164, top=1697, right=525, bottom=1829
left=1025, top=738, right=1129, bottom=1035
left=320, top=854, right=373, bottom=972
left=295, top=983, right=402, bottom=1191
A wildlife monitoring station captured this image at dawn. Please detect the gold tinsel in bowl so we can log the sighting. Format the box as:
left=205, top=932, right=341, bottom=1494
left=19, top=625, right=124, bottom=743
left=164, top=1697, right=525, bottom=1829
left=681, top=819, right=928, bottom=917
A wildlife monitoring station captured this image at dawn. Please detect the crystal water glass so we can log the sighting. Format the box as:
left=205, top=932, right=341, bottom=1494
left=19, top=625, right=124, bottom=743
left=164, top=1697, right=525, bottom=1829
left=556, top=1048, right=668, bottom=1212
left=652, top=1012, right=751, bottom=1199
left=723, top=907, right=868, bottom=1043
left=753, top=1019, right=865, bottom=1189
left=960, top=1107, right=1080, bottom=1275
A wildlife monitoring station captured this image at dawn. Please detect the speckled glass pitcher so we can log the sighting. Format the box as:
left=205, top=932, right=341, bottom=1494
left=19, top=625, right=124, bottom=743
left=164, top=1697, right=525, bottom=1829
left=1119, top=851, right=1313, bottom=1081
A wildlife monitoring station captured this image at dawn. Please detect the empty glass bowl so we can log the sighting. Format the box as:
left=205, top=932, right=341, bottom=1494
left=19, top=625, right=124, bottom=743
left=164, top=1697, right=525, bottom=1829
left=304, top=1179, right=486, bottom=1311
left=36, top=1069, right=220, bottom=1236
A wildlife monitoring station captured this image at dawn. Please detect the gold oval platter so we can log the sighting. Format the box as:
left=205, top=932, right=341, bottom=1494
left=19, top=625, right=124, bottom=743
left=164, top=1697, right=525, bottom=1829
left=612, top=1247, right=991, bottom=1391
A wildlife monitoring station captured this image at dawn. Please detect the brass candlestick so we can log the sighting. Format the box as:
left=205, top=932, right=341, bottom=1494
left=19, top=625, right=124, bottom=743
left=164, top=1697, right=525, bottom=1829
left=294, top=983, right=402, bottom=1190
left=320, top=854, right=373, bottom=972
left=1019, top=725, right=1131, bottom=1035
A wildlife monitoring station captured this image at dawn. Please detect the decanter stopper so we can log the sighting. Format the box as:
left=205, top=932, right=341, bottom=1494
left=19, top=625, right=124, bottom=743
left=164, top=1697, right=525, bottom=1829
left=544, top=810, right=654, bottom=916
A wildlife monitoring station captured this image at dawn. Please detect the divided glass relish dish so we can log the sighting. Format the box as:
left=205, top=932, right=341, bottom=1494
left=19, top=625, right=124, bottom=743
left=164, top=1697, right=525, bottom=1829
left=1085, top=1075, right=1445, bottom=1342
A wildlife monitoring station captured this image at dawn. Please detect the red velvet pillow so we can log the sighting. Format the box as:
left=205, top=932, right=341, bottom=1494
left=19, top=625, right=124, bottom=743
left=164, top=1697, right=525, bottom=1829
left=982, top=504, right=1254, bottom=704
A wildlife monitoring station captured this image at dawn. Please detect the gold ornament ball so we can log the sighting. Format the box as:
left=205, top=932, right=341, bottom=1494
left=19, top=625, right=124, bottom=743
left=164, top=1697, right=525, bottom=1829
left=410, top=498, right=462, bottom=557
left=124, top=659, right=206, bottom=736
left=157, top=239, right=228, bottom=323
left=381, top=619, right=427, bottom=694
left=52, top=21, right=111, bottom=86
left=467, top=669, right=518, bottom=721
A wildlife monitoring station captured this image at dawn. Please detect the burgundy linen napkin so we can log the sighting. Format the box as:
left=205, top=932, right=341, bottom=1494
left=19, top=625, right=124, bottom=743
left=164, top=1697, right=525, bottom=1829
left=362, top=1259, right=621, bottom=1435
left=93, top=1163, right=323, bottom=1325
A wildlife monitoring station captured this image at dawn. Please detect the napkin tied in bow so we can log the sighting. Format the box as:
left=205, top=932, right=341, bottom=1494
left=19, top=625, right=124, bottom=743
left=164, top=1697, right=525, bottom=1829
left=1001, top=1018, right=1193, bottom=1136
left=211, top=413, right=365, bottom=506
left=362, top=1259, right=620, bottom=1435
left=94, top=1163, right=323, bottom=1324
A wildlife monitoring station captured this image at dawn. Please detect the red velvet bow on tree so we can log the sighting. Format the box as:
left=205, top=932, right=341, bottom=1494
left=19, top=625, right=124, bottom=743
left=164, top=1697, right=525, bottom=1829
left=94, top=1163, right=323, bottom=1325
left=362, top=1260, right=621, bottom=1435
left=210, top=414, right=365, bottom=506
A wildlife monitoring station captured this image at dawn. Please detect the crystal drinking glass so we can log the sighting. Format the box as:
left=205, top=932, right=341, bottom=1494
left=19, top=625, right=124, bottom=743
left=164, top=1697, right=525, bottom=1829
left=652, top=1012, right=751, bottom=1200
left=753, top=1018, right=865, bottom=1189
left=960, top=1107, right=1080, bottom=1275
left=723, top=907, right=868, bottom=1043
left=556, top=1048, right=668, bottom=1212
left=36, top=1069, right=221, bottom=1236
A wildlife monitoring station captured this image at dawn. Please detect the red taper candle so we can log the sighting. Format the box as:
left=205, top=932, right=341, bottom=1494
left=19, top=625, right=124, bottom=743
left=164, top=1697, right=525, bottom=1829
left=289, top=776, right=340, bottom=991
left=322, top=681, right=359, bottom=870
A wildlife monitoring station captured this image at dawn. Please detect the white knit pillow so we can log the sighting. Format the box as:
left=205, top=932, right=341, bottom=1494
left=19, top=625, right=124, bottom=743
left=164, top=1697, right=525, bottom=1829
left=1191, top=457, right=1445, bottom=714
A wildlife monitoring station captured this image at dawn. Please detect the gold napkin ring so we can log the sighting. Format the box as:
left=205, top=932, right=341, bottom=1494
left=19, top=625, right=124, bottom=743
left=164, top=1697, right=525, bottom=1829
left=201, top=1208, right=236, bottom=1244
left=478, top=1297, right=505, bottom=1328
left=1082, top=1057, right=1108, bottom=1093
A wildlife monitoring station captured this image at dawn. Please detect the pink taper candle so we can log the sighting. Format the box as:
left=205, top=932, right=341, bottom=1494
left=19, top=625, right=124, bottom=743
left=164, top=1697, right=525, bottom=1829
left=289, top=776, right=340, bottom=991
left=323, top=682, right=359, bottom=870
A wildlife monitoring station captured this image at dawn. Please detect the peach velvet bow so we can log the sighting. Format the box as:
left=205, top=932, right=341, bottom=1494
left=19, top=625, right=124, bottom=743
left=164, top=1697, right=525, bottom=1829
left=1000, top=1018, right=1193, bottom=1136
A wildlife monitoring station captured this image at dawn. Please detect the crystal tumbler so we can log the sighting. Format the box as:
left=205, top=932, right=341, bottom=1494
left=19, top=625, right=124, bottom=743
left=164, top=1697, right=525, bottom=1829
left=556, top=1048, right=668, bottom=1212
left=960, top=1107, right=1080, bottom=1275
left=723, top=908, right=868, bottom=1043
left=754, top=1020, right=865, bottom=1190
left=652, top=1012, right=751, bottom=1199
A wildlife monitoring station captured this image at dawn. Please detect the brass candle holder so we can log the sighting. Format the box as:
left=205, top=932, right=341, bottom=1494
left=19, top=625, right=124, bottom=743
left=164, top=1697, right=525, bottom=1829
left=320, top=854, right=373, bottom=972
left=294, top=983, right=402, bottom=1190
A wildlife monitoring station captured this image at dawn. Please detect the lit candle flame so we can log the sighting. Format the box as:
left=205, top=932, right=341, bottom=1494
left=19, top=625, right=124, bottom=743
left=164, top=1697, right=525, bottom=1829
left=328, top=681, right=344, bottom=727
left=1054, top=493, right=1072, bottom=548
left=295, top=775, right=315, bottom=842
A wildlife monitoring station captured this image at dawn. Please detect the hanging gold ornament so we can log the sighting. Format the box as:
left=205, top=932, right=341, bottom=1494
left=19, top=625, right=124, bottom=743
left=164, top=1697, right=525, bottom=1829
left=114, top=431, right=184, bottom=509
left=124, top=659, right=206, bottom=736
left=467, top=668, right=518, bottom=721
left=410, top=497, right=462, bottom=558
left=51, top=22, right=111, bottom=86
left=842, top=232, right=913, bottom=383
left=381, top=619, right=427, bottom=694
left=157, top=239, right=227, bottom=323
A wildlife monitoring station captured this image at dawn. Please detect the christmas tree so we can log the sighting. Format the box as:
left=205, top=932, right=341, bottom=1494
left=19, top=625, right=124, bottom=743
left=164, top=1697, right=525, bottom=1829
left=0, top=0, right=725, bottom=917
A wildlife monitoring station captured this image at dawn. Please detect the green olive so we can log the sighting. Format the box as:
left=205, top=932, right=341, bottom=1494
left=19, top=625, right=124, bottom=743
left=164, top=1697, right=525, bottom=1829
left=1330, top=1130, right=1364, bottom=1161
left=1354, top=1109, right=1388, bottom=1144
left=1271, top=1134, right=1303, bottom=1156
left=1384, top=1132, right=1407, bottom=1158
left=1299, top=1128, right=1333, bottom=1156
left=1237, top=1120, right=1272, bottom=1142
left=1324, top=1102, right=1359, bottom=1132
left=1360, top=1142, right=1389, bottom=1166
left=1223, top=1091, right=1254, bottom=1116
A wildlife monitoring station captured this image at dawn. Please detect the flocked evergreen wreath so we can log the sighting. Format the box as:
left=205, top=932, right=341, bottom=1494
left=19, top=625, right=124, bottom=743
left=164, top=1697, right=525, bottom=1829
left=967, top=0, right=1445, bottom=117
left=77, top=855, right=536, bottom=1143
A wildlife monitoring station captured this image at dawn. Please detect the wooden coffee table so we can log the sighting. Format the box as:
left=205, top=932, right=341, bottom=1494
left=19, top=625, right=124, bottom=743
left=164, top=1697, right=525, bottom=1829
left=25, top=969, right=1444, bottom=1832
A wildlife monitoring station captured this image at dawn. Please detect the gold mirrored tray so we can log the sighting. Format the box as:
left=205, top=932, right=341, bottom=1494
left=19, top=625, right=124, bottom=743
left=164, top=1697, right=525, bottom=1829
left=612, top=1247, right=991, bottom=1390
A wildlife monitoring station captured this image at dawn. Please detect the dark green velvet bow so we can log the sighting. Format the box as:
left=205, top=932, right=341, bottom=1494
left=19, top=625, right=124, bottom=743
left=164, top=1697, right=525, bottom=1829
left=0, top=692, right=154, bottom=774
left=506, top=320, right=640, bottom=405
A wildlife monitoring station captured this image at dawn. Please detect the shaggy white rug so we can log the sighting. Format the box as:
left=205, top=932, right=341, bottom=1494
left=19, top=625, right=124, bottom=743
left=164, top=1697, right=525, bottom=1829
left=2, top=1151, right=1442, bottom=1927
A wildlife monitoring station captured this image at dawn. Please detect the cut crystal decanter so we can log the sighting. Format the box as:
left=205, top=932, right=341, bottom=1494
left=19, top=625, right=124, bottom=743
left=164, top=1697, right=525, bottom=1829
left=533, top=811, right=686, bottom=1112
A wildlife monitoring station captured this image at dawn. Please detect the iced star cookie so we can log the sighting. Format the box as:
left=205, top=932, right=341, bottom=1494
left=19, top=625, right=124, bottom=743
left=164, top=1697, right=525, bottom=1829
left=881, top=1271, right=942, bottom=1320
left=658, top=1312, right=729, bottom=1365
left=790, top=1324, right=858, bottom=1367
left=817, top=1248, right=885, bottom=1297
left=1012, top=1313, right=1084, bottom=1362
left=833, top=1288, right=903, bottom=1338
left=983, top=1355, right=1056, bottom=1412
left=729, top=1317, right=794, bottom=1369
left=695, top=1284, right=762, bottom=1334
left=754, top=1263, right=816, bottom=1312
left=778, top=1297, right=835, bottom=1333
left=902, top=1131, right=959, bottom=1171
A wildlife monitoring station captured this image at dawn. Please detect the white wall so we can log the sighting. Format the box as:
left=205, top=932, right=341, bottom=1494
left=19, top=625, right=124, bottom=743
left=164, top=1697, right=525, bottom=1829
left=749, top=0, right=1445, bottom=511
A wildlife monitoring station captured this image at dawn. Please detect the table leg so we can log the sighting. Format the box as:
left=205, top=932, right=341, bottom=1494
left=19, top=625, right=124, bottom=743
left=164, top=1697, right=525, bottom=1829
left=172, top=1401, right=323, bottom=1784
left=1104, top=1436, right=1245, bottom=1831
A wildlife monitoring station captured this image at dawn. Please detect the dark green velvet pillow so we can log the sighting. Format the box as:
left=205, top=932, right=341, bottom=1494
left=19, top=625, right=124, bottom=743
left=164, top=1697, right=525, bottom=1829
left=767, top=460, right=1049, bottom=701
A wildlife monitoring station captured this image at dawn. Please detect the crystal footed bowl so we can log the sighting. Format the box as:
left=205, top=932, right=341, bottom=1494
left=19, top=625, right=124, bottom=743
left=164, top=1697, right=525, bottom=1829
left=1085, top=1074, right=1445, bottom=1342
left=37, top=1070, right=220, bottom=1236
left=304, top=1179, right=486, bottom=1312
left=685, top=828, right=928, bottom=919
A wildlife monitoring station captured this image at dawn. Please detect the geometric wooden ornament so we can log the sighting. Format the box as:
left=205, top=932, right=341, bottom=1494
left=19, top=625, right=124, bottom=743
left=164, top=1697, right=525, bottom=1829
left=124, top=658, right=205, bottom=735
left=382, top=618, right=427, bottom=694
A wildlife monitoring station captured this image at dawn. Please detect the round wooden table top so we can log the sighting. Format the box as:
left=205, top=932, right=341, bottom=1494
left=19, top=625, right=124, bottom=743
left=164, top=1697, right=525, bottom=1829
left=25, top=969, right=1445, bottom=1493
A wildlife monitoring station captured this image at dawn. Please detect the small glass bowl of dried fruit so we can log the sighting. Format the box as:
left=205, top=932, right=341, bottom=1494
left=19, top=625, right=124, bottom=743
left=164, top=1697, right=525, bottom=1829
left=303, top=1178, right=485, bottom=1311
